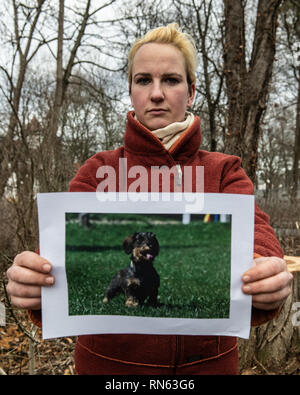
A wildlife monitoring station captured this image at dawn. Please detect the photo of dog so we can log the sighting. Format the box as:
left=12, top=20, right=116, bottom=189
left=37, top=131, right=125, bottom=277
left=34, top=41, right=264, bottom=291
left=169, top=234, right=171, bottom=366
left=103, top=232, right=160, bottom=307
left=66, top=213, right=231, bottom=319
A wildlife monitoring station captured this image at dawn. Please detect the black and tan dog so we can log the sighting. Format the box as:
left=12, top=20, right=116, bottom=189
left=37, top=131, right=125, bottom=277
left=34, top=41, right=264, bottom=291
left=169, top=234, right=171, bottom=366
left=103, top=232, right=160, bottom=307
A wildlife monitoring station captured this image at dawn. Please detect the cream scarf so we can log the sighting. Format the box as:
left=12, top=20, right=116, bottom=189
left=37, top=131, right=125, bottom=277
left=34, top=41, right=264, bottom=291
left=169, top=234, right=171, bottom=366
left=135, top=112, right=194, bottom=151
left=151, top=112, right=194, bottom=151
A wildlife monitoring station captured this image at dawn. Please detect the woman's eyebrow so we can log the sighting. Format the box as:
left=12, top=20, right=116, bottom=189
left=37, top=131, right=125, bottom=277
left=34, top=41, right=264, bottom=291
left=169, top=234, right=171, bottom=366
left=163, top=73, right=183, bottom=78
left=133, top=72, right=183, bottom=79
left=133, top=72, right=151, bottom=79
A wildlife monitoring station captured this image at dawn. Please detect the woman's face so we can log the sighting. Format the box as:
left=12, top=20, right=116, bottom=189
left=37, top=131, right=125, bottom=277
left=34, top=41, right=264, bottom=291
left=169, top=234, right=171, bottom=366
left=130, top=43, right=195, bottom=131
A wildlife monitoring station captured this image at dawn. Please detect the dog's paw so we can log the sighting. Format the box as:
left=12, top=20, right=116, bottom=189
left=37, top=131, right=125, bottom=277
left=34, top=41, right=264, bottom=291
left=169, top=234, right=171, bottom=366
left=125, top=297, right=139, bottom=308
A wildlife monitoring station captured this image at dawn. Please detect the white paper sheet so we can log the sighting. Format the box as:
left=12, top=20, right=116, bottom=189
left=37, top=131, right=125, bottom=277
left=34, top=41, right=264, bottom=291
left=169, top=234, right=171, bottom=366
left=38, top=192, right=254, bottom=339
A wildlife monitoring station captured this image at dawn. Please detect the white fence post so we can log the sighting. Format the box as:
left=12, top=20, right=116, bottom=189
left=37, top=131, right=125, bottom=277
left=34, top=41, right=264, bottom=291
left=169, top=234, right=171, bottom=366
left=182, top=213, right=191, bottom=225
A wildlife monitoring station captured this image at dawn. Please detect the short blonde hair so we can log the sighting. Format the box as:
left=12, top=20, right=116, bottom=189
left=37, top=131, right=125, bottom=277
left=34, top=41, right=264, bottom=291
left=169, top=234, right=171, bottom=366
left=128, top=23, right=197, bottom=89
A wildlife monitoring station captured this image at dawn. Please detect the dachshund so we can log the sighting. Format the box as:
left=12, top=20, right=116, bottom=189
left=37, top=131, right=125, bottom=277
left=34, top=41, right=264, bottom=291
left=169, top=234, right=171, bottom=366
left=103, top=232, right=160, bottom=307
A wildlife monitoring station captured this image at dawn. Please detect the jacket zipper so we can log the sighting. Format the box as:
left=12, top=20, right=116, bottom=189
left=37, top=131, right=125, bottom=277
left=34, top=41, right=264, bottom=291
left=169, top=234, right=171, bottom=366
left=161, top=146, right=183, bottom=189
left=148, top=128, right=183, bottom=188
left=176, top=164, right=182, bottom=186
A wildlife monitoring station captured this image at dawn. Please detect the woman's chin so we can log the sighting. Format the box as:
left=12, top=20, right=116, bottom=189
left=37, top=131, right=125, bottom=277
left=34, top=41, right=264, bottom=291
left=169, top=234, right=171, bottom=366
left=141, top=118, right=171, bottom=131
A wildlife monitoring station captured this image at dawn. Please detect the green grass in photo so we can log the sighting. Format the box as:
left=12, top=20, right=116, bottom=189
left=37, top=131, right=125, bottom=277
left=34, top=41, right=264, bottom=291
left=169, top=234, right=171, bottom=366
left=65, top=213, right=231, bottom=319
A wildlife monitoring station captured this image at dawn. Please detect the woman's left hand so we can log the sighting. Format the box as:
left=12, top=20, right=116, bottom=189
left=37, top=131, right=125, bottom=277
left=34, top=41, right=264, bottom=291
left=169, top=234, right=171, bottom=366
left=242, top=257, right=293, bottom=310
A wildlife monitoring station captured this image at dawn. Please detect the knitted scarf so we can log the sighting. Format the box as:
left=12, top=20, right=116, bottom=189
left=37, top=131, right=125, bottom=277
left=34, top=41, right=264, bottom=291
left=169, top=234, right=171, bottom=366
left=135, top=112, right=195, bottom=151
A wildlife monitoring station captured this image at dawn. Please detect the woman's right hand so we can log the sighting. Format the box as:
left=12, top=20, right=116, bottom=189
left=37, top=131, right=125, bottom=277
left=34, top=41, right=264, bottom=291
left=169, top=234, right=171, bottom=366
left=6, top=251, right=55, bottom=310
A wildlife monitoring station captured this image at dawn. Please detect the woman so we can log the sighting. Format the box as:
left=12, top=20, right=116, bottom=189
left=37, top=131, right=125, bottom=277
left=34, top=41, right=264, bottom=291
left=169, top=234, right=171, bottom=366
left=6, top=24, right=292, bottom=374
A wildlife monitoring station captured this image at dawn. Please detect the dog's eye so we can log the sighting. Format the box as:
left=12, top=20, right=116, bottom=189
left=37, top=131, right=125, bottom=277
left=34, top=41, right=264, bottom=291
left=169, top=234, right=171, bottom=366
left=135, top=235, right=142, bottom=244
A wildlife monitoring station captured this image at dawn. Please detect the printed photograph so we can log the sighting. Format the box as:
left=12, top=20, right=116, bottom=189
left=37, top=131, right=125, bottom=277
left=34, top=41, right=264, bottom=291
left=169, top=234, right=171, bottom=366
left=65, top=213, right=232, bottom=319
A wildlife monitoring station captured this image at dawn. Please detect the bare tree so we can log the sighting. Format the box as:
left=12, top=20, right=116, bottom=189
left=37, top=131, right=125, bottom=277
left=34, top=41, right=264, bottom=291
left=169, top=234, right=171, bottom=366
left=223, top=0, right=283, bottom=182
left=41, top=0, right=121, bottom=192
left=0, top=0, right=123, bottom=251
left=258, top=109, right=294, bottom=201
left=0, top=0, right=48, bottom=198
left=281, top=0, right=300, bottom=200
left=172, top=0, right=225, bottom=152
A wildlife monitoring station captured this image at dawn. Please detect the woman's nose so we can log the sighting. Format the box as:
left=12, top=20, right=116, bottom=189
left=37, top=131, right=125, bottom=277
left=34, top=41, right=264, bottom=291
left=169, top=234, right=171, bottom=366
left=150, top=82, right=164, bottom=102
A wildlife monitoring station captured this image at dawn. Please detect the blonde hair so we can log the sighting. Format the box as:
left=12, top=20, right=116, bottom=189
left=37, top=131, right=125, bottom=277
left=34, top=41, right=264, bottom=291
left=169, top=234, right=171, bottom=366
left=128, top=23, right=197, bottom=89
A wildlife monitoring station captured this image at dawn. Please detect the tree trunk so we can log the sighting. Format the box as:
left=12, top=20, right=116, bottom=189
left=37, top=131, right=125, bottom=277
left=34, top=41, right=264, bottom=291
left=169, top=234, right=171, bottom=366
left=223, top=0, right=283, bottom=183
left=238, top=257, right=300, bottom=374
left=193, top=0, right=220, bottom=152
left=41, top=0, right=64, bottom=192
left=173, top=0, right=224, bottom=152
left=40, top=0, right=92, bottom=192
left=291, top=74, right=300, bottom=200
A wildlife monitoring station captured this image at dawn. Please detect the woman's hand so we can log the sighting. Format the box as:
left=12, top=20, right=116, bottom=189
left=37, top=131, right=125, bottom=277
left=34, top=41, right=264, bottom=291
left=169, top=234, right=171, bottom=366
left=6, top=251, right=55, bottom=310
left=242, top=257, right=293, bottom=310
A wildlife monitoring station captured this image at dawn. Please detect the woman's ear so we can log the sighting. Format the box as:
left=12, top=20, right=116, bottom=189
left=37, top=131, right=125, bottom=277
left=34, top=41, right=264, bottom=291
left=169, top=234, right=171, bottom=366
left=129, top=84, right=135, bottom=109
left=187, top=83, right=196, bottom=108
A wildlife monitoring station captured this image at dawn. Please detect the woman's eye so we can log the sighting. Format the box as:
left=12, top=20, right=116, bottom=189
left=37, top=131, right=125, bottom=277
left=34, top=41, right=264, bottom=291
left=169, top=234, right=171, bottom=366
left=136, top=77, right=151, bottom=85
left=165, top=77, right=180, bottom=85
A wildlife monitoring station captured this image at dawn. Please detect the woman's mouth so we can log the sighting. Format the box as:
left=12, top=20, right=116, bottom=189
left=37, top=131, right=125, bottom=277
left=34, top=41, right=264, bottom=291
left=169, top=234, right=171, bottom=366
left=148, top=109, right=167, bottom=115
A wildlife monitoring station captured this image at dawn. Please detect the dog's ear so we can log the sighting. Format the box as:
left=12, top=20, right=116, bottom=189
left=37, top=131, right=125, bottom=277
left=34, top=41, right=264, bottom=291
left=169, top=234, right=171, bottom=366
left=148, top=232, right=159, bottom=256
left=123, top=233, right=137, bottom=254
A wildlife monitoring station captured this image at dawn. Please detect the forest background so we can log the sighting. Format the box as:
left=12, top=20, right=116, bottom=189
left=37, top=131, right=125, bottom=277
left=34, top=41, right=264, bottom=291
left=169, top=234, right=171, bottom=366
left=0, top=0, right=299, bottom=375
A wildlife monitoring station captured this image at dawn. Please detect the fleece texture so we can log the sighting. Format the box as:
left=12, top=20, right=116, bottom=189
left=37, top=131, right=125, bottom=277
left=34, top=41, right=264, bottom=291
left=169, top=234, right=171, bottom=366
left=29, top=111, right=283, bottom=374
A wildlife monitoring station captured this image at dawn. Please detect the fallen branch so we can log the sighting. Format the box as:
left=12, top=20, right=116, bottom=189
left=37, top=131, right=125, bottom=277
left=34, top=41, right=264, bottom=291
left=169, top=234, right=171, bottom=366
left=2, top=280, right=40, bottom=344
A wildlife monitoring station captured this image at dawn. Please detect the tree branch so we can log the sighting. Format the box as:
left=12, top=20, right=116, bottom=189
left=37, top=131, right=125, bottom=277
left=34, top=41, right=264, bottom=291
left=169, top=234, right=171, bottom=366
left=72, top=59, right=124, bottom=73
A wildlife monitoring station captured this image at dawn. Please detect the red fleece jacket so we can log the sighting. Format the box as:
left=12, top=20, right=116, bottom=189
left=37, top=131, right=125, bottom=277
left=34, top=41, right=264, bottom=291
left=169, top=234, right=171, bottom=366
left=30, top=111, right=283, bottom=375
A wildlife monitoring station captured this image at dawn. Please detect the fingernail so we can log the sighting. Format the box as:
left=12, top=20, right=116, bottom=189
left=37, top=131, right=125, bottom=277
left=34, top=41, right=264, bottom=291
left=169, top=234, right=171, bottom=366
left=243, top=275, right=250, bottom=282
left=243, top=285, right=251, bottom=292
left=43, top=264, right=51, bottom=272
left=45, top=276, right=54, bottom=285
